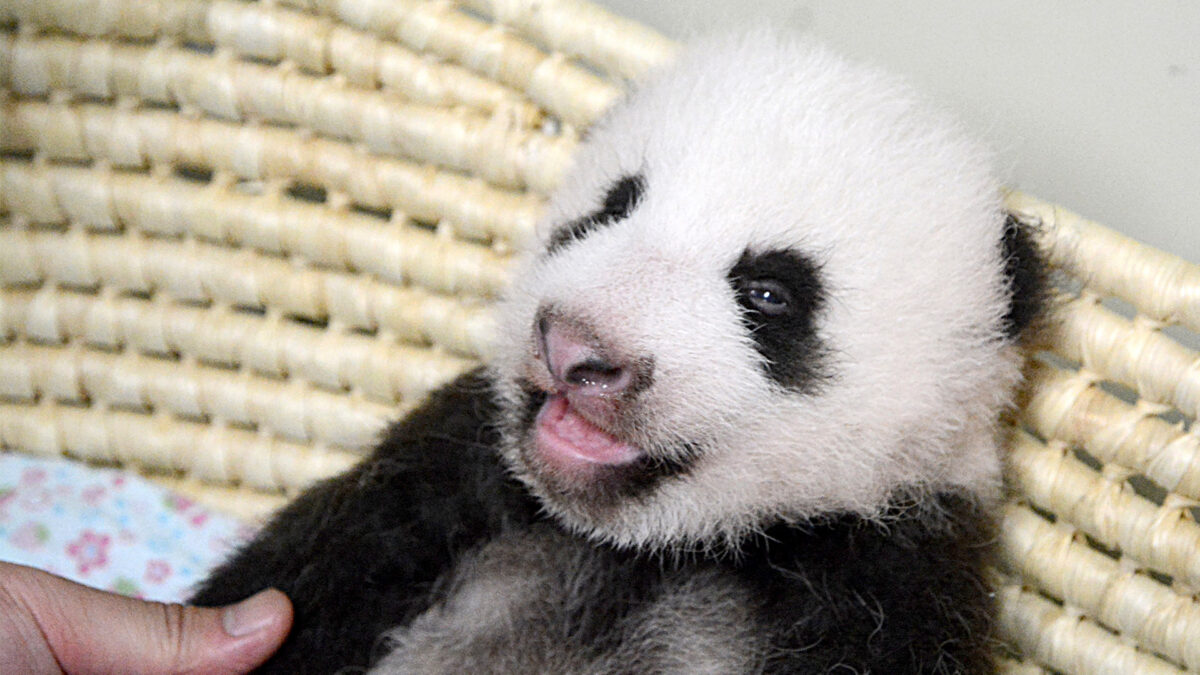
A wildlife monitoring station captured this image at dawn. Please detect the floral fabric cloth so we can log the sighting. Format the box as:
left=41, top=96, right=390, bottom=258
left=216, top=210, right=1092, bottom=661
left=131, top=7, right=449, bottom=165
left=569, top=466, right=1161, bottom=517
left=0, top=453, right=254, bottom=602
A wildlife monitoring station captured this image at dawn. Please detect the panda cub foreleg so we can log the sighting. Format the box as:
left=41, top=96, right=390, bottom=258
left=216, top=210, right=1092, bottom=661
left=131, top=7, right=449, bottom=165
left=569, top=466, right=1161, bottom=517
left=190, top=370, right=542, bottom=672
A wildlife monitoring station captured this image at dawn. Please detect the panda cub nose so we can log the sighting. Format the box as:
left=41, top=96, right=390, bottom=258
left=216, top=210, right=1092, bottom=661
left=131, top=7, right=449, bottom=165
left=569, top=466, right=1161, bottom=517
left=538, top=316, right=640, bottom=396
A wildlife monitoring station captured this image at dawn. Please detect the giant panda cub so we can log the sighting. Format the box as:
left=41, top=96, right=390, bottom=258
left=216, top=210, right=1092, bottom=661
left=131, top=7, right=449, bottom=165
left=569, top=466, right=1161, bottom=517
left=194, top=32, right=1043, bottom=674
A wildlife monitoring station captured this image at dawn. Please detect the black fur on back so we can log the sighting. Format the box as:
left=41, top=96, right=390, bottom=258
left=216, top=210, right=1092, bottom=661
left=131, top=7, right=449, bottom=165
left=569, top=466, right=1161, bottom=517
left=194, top=369, right=996, bottom=673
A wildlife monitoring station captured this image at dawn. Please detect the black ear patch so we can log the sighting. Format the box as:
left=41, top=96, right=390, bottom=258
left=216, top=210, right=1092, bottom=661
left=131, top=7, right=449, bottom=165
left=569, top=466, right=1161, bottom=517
left=728, top=249, right=831, bottom=391
left=1000, top=214, right=1046, bottom=339
left=546, top=174, right=645, bottom=254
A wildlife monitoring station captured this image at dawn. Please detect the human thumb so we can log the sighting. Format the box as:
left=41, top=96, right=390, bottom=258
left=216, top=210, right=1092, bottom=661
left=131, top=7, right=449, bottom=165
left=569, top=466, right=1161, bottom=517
left=1, top=562, right=292, bottom=674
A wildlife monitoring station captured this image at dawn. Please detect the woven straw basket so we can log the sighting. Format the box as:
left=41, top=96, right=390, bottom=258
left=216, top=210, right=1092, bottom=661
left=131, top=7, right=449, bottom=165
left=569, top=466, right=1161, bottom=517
left=1, top=1, right=1197, bottom=672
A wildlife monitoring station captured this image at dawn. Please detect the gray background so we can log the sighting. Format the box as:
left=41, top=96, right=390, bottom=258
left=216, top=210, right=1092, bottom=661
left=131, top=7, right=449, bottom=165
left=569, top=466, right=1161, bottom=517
left=594, top=1, right=1199, bottom=263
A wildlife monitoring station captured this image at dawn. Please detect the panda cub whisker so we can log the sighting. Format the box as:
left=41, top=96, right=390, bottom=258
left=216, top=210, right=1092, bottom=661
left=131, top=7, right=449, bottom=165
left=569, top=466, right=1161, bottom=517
left=193, top=30, right=1043, bottom=674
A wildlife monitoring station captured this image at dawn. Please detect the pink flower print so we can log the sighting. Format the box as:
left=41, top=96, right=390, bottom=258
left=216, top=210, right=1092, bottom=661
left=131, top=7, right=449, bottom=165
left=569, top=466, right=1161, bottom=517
left=166, top=495, right=195, bottom=512
left=144, top=559, right=172, bottom=585
left=66, top=531, right=111, bottom=575
left=18, top=489, right=52, bottom=512
left=81, top=485, right=107, bottom=506
left=20, top=468, right=47, bottom=486
left=189, top=512, right=210, bottom=528
left=11, top=522, right=49, bottom=551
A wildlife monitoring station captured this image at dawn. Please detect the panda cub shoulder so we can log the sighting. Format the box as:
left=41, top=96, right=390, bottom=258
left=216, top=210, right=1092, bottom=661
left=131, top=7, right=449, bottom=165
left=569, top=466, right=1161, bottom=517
left=193, top=31, right=1043, bottom=674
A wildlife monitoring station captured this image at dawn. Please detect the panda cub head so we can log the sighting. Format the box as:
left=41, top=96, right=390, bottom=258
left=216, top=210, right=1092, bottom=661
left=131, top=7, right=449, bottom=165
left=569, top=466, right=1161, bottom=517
left=491, top=33, right=1038, bottom=550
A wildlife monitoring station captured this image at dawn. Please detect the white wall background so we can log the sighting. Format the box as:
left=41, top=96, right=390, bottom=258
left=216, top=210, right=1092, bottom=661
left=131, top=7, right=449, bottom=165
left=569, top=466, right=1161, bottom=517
left=594, top=1, right=1200, bottom=263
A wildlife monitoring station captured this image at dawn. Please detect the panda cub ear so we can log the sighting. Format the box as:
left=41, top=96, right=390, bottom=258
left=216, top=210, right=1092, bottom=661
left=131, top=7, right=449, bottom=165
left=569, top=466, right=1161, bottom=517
left=1000, top=214, right=1047, bottom=340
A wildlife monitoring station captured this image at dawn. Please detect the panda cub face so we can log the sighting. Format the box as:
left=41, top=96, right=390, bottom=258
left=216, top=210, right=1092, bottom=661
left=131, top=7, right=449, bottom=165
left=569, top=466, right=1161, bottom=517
left=491, top=33, right=1027, bottom=550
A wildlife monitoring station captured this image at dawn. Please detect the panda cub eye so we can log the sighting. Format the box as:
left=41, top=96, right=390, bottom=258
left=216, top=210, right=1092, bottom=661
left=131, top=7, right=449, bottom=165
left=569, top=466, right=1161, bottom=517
left=728, top=249, right=829, bottom=390
left=744, top=279, right=793, bottom=316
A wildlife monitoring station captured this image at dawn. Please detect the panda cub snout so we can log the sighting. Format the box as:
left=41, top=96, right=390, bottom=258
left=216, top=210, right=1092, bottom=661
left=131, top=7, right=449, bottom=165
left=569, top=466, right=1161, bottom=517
left=530, top=307, right=655, bottom=472
left=538, top=314, right=643, bottom=397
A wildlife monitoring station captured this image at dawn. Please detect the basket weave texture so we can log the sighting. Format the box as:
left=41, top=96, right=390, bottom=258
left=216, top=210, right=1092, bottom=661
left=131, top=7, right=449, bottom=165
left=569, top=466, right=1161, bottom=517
left=1, top=1, right=1197, bottom=672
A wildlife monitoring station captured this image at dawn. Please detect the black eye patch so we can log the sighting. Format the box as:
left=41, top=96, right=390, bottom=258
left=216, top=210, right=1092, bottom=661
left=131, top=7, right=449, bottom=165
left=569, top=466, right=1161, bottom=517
left=727, top=249, right=830, bottom=391
left=546, top=174, right=645, bottom=254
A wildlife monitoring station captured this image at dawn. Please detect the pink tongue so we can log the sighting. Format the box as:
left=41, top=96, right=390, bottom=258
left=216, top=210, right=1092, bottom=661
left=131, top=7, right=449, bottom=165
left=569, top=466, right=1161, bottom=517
left=536, top=396, right=642, bottom=466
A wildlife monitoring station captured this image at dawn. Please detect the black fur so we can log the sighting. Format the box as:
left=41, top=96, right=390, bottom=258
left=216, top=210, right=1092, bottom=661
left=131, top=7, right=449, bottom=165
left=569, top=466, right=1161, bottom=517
left=191, top=369, right=541, bottom=672
left=749, top=495, right=996, bottom=673
left=1000, top=215, right=1046, bottom=339
left=546, top=174, right=646, bottom=254
left=727, top=248, right=831, bottom=391
left=195, top=369, right=995, bottom=673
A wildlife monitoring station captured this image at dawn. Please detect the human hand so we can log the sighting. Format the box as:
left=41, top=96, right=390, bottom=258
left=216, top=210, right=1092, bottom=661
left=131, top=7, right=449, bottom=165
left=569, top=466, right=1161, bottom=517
left=0, top=561, right=292, bottom=674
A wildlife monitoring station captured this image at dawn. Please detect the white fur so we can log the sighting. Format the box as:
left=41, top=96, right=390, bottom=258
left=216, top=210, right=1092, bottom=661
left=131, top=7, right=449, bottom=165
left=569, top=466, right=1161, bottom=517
left=372, top=528, right=761, bottom=674
left=492, top=32, right=1021, bottom=549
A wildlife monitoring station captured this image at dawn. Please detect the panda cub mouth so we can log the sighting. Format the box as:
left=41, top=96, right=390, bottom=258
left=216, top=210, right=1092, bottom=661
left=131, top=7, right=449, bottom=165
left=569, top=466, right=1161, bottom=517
left=520, top=312, right=651, bottom=483
left=512, top=313, right=693, bottom=501
left=533, top=394, right=644, bottom=473
left=519, top=385, right=692, bottom=503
